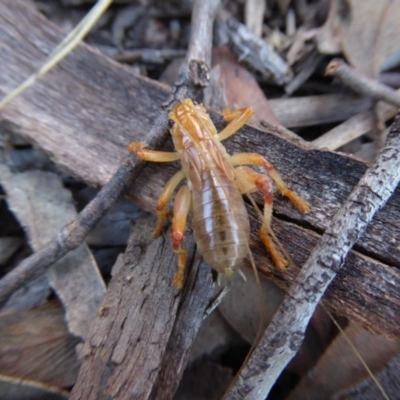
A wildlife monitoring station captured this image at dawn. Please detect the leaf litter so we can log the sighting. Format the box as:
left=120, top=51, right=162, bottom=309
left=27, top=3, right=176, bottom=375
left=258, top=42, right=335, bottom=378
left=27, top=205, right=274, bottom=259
left=1, top=0, right=400, bottom=398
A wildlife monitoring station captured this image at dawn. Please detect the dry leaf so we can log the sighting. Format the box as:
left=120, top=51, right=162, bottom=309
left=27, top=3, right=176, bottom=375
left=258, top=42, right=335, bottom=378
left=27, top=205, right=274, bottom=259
left=336, top=352, right=400, bottom=399
left=0, top=374, right=68, bottom=400
left=174, top=361, right=233, bottom=400
left=212, top=46, right=281, bottom=126
left=218, top=267, right=330, bottom=375
left=316, top=0, right=400, bottom=77
left=218, top=266, right=285, bottom=344
left=188, top=309, right=244, bottom=364
left=0, top=166, right=105, bottom=339
left=0, top=302, right=80, bottom=388
left=75, top=187, right=140, bottom=247
left=0, top=237, right=22, bottom=265
left=287, top=321, right=400, bottom=399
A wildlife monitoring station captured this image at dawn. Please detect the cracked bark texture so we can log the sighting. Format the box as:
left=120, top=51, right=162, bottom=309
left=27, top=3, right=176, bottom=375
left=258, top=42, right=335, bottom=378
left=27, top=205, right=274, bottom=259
left=70, top=213, right=214, bottom=399
left=225, top=115, right=400, bottom=399
left=1, top=0, right=400, bottom=340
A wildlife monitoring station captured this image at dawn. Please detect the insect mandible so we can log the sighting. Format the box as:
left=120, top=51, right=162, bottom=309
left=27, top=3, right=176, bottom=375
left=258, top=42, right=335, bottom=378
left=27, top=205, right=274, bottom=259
left=128, top=98, right=310, bottom=288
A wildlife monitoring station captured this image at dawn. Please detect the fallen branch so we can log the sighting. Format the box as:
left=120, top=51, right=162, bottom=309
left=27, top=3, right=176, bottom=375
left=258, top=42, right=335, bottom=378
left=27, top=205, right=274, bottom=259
left=225, top=113, right=400, bottom=399
left=69, top=214, right=214, bottom=399
left=216, top=10, right=292, bottom=85
left=0, top=156, right=139, bottom=307
left=0, top=0, right=219, bottom=307
left=0, top=0, right=400, bottom=337
left=1, top=0, right=220, bottom=397
left=326, top=58, right=400, bottom=107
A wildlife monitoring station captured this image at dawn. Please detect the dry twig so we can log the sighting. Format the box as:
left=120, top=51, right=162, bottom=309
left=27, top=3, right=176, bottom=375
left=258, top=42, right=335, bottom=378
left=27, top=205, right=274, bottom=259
left=314, top=59, right=400, bottom=150
left=326, top=58, right=400, bottom=107
left=1, top=0, right=400, bottom=337
left=0, top=0, right=216, bottom=308
left=216, top=10, right=292, bottom=85
left=269, top=93, right=372, bottom=128
left=167, top=0, right=220, bottom=105
left=1, top=0, right=221, bottom=397
left=0, top=0, right=220, bottom=307
left=312, top=96, right=399, bottom=150
left=225, top=113, right=400, bottom=399
left=114, top=49, right=187, bottom=64
left=0, top=157, right=139, bottom=307
left=69, top=214, right=214, bottom=400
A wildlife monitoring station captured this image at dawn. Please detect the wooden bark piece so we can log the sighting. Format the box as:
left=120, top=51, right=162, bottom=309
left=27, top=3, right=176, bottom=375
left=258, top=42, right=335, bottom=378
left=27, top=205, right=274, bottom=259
left=0, top=166, right=105, bottom=339
left=0, top=0, right=171, bottom=188
left=1, top=1, right=400, bottom=336
left=70, top=213, right=214, bottom=400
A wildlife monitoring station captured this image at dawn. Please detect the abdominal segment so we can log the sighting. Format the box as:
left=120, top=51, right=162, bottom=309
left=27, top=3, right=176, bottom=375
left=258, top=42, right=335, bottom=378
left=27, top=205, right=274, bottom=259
left=191, top=169, right=250, bottom=275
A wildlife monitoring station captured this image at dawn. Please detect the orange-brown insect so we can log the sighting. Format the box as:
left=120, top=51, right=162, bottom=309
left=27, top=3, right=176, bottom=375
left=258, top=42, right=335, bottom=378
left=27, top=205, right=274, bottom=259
left=128, top=99, right=310, bottom=288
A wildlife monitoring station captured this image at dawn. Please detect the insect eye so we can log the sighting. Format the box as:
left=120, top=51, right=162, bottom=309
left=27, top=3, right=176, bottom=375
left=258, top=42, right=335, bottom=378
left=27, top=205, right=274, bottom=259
left=168, top=119, right=175, bottom=128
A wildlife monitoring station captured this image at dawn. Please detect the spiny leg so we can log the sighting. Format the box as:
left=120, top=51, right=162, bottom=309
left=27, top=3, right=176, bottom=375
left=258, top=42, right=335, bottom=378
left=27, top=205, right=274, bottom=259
left=152, top=170, right=186, bottom=238
left=235, top=166, right=288, bottom=270
left=231, top=152, right=311, bottom=213
left=127, top=142, right=181, bottom=162
left=170, top=185, right=191, bottom=289
left=218, top=107, right=254, bottom=142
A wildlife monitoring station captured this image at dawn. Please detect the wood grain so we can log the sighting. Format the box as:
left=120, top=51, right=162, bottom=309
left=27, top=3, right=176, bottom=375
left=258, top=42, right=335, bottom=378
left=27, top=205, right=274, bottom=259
left=1, top=1, right=400, bottom=336
left=70, top=213, right=214, bottom=399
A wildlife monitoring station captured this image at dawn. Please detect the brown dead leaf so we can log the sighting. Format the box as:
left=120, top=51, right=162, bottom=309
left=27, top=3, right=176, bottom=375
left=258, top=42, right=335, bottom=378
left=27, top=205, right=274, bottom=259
left=0, top=237, right=22, bottom=265
left=218, top=267, right=330, bottom=375
left=0, top=302, right=80, bottom=388
left=316, top=0, right=400, bottom=77
left=218, top=267, right=285, bottom=344
left=0, top=374, right=69, bottom=400
left=76, top=187, right=140, bottom=247
left=188, top=309, right=243, bottom=364
left=174, top=361, right=233, bottom=400
left=0, top=166, right=105, bottom=339
left=336, top=352, right=400, bottom=399
left=287, top=321, right=400, bottom=400
left=212, top=46, right=281, bottom=126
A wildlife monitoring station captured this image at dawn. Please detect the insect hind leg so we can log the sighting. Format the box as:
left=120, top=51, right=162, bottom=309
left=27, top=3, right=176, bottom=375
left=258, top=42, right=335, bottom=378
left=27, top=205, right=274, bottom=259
left=152, top=170, right=186, bottom=238
left=170, top=185, right=191, bottom=289
left=235, top=166, right=288, bottom=270
left=231, top=152, right=311, bottom=213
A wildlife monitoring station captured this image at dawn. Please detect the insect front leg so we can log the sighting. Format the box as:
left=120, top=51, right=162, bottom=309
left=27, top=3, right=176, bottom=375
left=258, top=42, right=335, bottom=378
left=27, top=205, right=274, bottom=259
left=128, top=142, right=181, bottom=162
left=231, top=152, right=311, bottom=213
left=218, top=107, right=254, bottom=142
left=235, top=166, right=288, bottom=270
left=153, top=170, right=186, bottom=238
left=170, top=185, right=191, bottom=289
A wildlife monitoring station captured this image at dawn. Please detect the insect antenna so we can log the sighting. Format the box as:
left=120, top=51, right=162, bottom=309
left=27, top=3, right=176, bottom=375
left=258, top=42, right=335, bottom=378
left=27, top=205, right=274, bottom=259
left=322, top=303, right=390, bottom=400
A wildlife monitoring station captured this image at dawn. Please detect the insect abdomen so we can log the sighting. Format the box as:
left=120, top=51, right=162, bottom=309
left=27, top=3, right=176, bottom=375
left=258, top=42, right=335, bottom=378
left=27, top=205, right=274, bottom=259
left=191, top=169, right=250, bottom=276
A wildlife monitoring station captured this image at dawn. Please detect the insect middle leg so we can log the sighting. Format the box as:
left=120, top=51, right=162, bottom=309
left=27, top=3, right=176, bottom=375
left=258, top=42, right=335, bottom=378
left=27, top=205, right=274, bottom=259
left=231, top=153, right=311, bottom=213
left=235, top=166, right=288, bottom=270
left=170, top=185, right=191, bottom=289
left=152, top=170, right=186, bottom=238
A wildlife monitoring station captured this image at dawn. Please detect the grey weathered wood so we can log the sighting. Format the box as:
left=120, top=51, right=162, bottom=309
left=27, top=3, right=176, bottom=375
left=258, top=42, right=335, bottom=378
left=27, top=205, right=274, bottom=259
left=70, top=213, right=214, bottom=400
left=216, top=10, right=292, bottom=85
left=225, top=112, right=400, bottom=400
left=326, top=59, right=400, bottom=107
left=269, top=94, right=373, bottom=128
left=1, top=1, right=400, bottom=336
